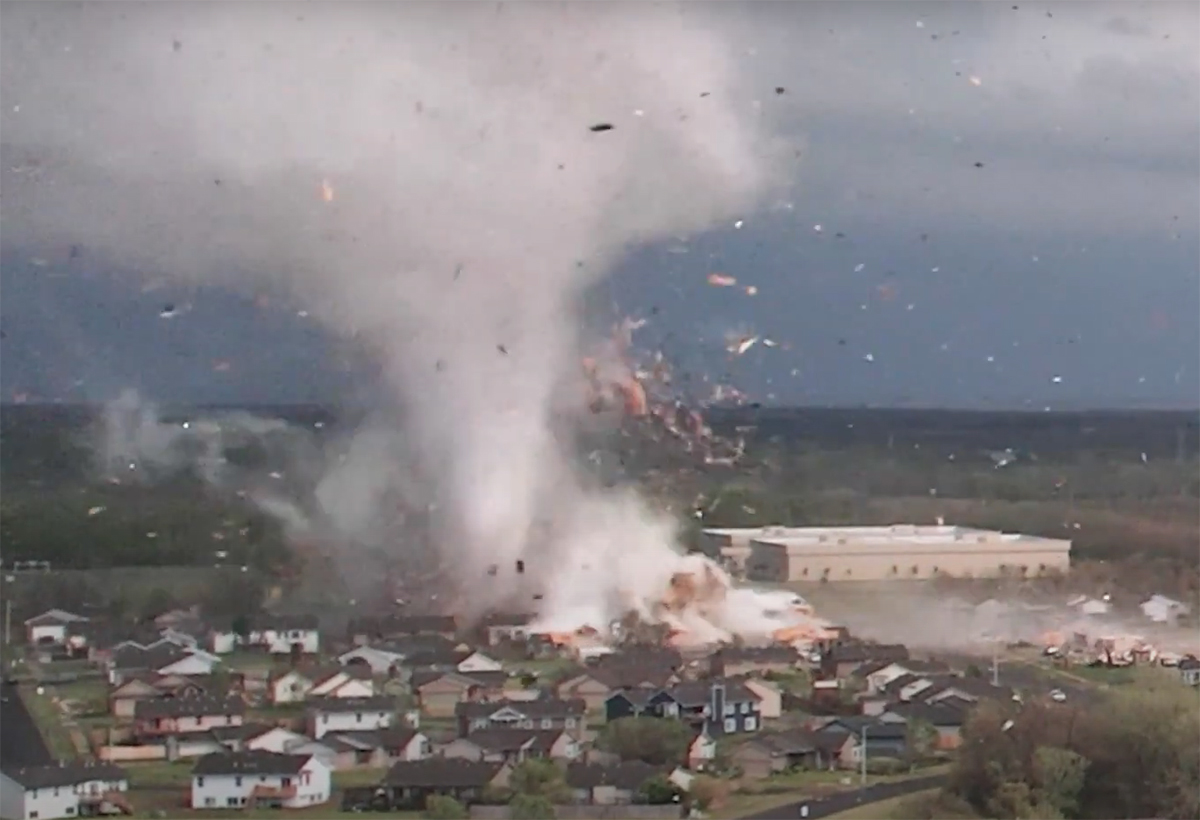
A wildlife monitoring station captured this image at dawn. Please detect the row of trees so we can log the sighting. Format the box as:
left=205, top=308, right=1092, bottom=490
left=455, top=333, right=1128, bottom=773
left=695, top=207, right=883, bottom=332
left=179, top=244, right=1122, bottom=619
left=945, top=673, right=1200, bottom=820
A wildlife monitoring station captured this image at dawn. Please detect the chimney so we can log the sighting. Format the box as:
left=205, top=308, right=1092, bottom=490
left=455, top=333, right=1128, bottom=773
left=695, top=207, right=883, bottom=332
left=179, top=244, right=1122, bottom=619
left=709, top=680, right=726, bottom=735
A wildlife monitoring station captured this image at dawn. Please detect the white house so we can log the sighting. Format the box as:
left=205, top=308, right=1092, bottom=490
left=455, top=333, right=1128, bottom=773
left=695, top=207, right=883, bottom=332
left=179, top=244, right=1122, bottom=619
left=191, top=751, right=330, bottom=810
left=456, top=651, right=504, bottom=675
left=1142, top=594, right=1190, bottom=624
left=210, top=628, right=240, bottom=655
left=24, top=609, right=89, bottom=645
left=307, top=697, right=395, bottom=739
left=0, top=762, right=129, bottom=820
left=158, top=648, right=221, bottom=677
left=338, top=645, right=406, bottom=676
left=271, top=668, right=375, bottom=705
left=214, top=725, right=309, bottom=755
left=248, top=615, right=320, bottom=655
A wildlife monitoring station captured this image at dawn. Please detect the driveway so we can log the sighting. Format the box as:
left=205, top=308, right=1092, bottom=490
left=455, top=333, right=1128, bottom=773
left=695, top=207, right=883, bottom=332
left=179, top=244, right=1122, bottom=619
left=740, top=774, right=948, bottom=820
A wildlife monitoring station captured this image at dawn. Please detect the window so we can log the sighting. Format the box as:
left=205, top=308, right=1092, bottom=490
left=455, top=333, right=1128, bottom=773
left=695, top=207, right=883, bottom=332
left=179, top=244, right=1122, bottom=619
left=54, top=787, right=60, bottom=796
left=564, top=718, right=576, bottom=728
left=66, top=808, right=76, bottom=816
left=740, top=702, right=749, bottom=714
left=744, top=716, right=757, bottom=731
left=30, top=813, right=39, bottom=820
left=196, top=777, right=205, bottom=787
left=235, top=777, right=242, bottom=787
left=204, top=798, right=216, bottom=807
left=540, top=718, right=553, bottom=729
left=521, top=720, right=534, bottom=729
left=227, top=798, right=239, bottom=807
left=911, top=565, right=919, bottom=575
left=723, top=703, right=735, bottom=716
left=723, top=718, right=737, bottom=733
left=891, top=565, right=898, bottom=575
left=282, top=778, right=292, bottom=787
left=931, top=566, right=939, bottom=574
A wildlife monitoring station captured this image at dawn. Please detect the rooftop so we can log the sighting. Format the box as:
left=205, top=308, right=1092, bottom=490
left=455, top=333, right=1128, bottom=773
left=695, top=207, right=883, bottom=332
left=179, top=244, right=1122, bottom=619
left=731, top=524, right=1070, bottom=550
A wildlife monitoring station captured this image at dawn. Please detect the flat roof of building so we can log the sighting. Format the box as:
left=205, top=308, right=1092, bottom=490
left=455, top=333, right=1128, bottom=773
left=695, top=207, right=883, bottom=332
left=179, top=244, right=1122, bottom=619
left=708, top=524, right=1069, bottom=548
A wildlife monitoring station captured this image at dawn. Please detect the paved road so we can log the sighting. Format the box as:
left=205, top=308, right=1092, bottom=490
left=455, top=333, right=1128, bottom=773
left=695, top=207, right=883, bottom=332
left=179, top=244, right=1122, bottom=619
left=741, top=774, right=948, bottom=820
left=1, top=679, right=54, bottom=767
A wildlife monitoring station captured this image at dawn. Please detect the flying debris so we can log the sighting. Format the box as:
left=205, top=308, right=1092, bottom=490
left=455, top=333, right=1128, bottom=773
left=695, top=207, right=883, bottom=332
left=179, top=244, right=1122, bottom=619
left=707, top=273, right=738, bottom=287
left=729, top=336, right=759, bottom=356
left=160, top=304, right=178, bottom=318
left=589, top=123, right=614, bottom=132
left=320, top=179, right=335, bottom=202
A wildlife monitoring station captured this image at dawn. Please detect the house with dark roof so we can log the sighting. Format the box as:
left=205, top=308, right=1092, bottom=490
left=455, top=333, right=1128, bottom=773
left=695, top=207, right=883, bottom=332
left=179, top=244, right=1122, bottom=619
left=712, top=645, right=802, bottom=677
left=822, top=643, right=909, bottom=680
left=0, top=761, right=130, bottom=820
left=380, top=760, right=511, bottom=810
left=440, top=728, right=579, bottom=764
left=815, top=717, right=909, bottom=768
left=480, top=612, right=537, bottom=646
left=556, top=651, right=683, bottom=712
left=269, top=664, right=374, bottom=705
left=604, top=679, right=762, bottom=736
left=133, top=694, right=246, bottom=741
left=455, top=697, right=587, bottom=739
left=107, top=642, right=221, bottom=686
left=563, top=762, right=665, bottom=805
left=24, top=609, right=89, bottom=646
left=246, top=614, right=321, bottom=655
left=191, top=751, right=330, bottom=810
left=880, top=700, right=968, bottom=750
left=732, top=730, right=825, bottom=779
left=348, top=615, right=458, bottom=645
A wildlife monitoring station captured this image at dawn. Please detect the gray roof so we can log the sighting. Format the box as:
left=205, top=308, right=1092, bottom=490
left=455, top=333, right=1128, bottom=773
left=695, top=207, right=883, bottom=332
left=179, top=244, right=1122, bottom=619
left=384, top=759, right=504, bottom=788
left=2, top=762, right=127, bottom=789
left=307, top=696, right=396, bottom=714
left=456, top=697, right=586, bottom=720
left=135, top=695, right=245, bottom=719
left=192, top=751, right=310, bottom=776
left=458, top=728, right=564, bottom=754
left=564, top=762, right=664, bottom=791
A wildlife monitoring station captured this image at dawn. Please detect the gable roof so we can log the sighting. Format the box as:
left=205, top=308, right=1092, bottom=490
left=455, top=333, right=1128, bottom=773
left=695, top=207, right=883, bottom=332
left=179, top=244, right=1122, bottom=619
left=331, top=727, right=420, bottom=752
left=456, top=697, right=586, bottom=721
left=411, top=669, right=507, bottom=691
left=2, top=762, right=126, bottom=789
left=307, top=696, right=396, bottom=714
left=884, top=701, right=968, bottom=727
left=666, top=679, right=760, bottom=707
left=457, top=728, right=566, bottom=754
left=384, top=759, right=504, bottom=788
left=135, top=695, right=246, bottom=719
left=564, top=761, right=664, bottom=791
left=25, top=609, right=88, bottom=627
left=192, top=751, right=311, bottom=776
left=739, top=729, right=818, bottom=756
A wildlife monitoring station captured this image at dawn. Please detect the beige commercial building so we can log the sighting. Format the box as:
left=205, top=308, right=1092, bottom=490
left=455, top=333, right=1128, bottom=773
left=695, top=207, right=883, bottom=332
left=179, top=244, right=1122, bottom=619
left=703, top=525, right=1071, bottom=583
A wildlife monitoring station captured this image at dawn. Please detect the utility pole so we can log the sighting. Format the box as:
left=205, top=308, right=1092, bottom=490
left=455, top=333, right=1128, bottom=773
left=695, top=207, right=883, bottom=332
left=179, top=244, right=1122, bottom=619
left=992, top=640, right=1000, bottom=687
left=4, top=597, right=11, bottom=650
left=860, top=725, right=868, bottom=786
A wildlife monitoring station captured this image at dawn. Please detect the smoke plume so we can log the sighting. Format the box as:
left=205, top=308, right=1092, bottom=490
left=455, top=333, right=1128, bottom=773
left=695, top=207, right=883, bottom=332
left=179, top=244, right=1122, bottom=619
left=2, top=2, right=786, bottom=628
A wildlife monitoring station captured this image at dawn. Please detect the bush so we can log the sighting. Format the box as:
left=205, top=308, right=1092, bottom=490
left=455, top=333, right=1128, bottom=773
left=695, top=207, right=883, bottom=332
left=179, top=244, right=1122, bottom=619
left=422, top=795, right=468, bottom=820
left=689, top=775, right=730, bottom=812
left=596, top=716, right=692, bottom=766
left=509, top=794, right=555, bottom=820
left=866, top=757, right=907, bottom=776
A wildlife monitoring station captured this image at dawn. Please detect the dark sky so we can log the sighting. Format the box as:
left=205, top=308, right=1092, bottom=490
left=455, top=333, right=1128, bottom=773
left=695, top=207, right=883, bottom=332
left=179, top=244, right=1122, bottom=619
left=2, top=1, right=1197, bottom=410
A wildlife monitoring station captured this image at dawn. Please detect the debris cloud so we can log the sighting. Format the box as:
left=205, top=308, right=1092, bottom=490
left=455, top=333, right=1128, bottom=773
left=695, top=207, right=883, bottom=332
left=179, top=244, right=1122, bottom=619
left=3, top=2, right=789, bottom=629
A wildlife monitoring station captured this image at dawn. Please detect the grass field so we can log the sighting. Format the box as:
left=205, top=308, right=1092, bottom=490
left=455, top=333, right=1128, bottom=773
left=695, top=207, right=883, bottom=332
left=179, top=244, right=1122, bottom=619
left=714, top=766, right=951, bottom=820
left=826, top=788, right=940, bottom=819
left=18, top=683, right=79, bottom=760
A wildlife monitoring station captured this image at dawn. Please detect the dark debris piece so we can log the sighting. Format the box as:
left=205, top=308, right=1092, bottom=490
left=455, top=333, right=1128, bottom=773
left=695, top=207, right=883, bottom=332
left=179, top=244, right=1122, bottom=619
left=589, top=123, right=614, bottom=133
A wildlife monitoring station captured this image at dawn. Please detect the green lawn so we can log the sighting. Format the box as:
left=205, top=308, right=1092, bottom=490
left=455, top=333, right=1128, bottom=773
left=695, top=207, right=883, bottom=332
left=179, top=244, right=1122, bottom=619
left=126, top=760, right=195, bottom=787
left=332, top=767, right=389, bottom=787
left=826, top=788, right=940, bottom=819
left=716, top=765, right=952, bottom=820
left=18, top=684, right=79, bottom=760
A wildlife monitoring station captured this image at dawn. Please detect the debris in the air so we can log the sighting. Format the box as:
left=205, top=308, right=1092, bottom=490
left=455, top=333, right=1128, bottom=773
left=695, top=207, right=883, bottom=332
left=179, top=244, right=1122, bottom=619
left=172, top=39, right=182, bottom=52
left=87, top=506, right=106, bottom=517
left=729, top=336, right=759, bottom=356
left=854, top=263, right=865, bottom=272
left=974, top=161, right=985, bottom=168
left=30, top=258, right=48, bottom=268
left=863, top=353, right=875, bottom=363
left=708, top=273, right=738, bottom=287
left=497, top=344, right=509, bottom=355
left=762, top=339, right=778, bottom=347
left=744, top=285, right=758, bottom=296
left=589, top=123, right=614, bottom=132
left=813, top=224, right=823, bottom=232
left=774, top=86, right=785, bottom=94
left=269, top=471, right=283, bottom=479
left=1051, top=375, right=1063, bottom=384
left=160, top=304, right=178, bottom=318
left=969, top=76, right=982, bottom=86
left=213, top=360, right=231, bottom=372
left=916, top=20, right=925, bottom=28
left=734, top=220, right=744, bottom=229
left=321, top=179, right=335, bottom=202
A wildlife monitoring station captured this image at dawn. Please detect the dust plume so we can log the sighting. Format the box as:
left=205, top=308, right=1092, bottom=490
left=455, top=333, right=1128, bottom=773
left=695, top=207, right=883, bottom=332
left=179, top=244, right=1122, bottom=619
left=1, top=2, right=787, bottom=627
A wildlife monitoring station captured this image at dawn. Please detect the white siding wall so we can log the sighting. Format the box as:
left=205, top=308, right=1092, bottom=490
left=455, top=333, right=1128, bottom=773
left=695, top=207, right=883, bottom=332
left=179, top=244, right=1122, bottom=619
left=457, top=654, right=503, bottom=674
left=272, top=673, right=313, bottom=705
left=210, top=633, right=238, bottom=654
left=311, top=710, right=391, bottom=739
left=0, top=773, right=27, bottom=820
left=263, top=630, right=320, bottom=655
left=190, top=760, right=330, bottom=810
left=28, top=624, right=67, bottom=645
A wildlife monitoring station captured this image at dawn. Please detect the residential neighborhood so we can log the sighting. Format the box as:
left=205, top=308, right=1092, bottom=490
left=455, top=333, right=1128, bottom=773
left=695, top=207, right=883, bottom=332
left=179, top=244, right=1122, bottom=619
left=2, top=600, right=1196, bottom=819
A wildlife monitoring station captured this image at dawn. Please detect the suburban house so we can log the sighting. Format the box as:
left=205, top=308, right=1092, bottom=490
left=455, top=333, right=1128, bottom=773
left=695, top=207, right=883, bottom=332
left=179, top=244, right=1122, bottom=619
left=288, top=727, right=429, bottom=772
left=24, top=609, right=90, bottom=646
left=269, top=666, right=374, bottom=705
left=879, top=701, right=967, bottom=750
left=605, top=679, right=762, bottom=736
left=380, top=760, right=511, bottom=810
left=859, top=660, right=949, bottom=696
left=817, top=718, right=909, bottom=767
left=822, top=643, right=910, bottom=680
left=440, top=729, right=579, bottom=765
left=686, top=727, right=717, bottom=770
left=306, top=696, right=396, bottom=739
left=732, top=731, right=826, bottom=779
left=739, top=678, right=782, bottom=720
left=556, top=654, right=683, bottom=712
left=479, top=613, right=536, bottom=646
left=0, top=761, right=130, bottom=820
left=348, top=615, right=458, bottom=645
left=1178, top=657, right=1200, bottom=686
left=134, top=695, right=247, bottom=741
left=338, top=644, right=407, bottom=677
left=212, top=723, right=308, bottom=754
left=107, top=643, right=220, bottom=685
left=455, top=697, right=587, bottom=739
left=191, top=751, right=330, bottom=810
left=110, top=672, right=212, bottom=718
left=246, top=614, right=321, bottom=655
left=411, top=670, right=507, bottom=718
left=563, top=762, right=665, bottom=806
left=713, top=646, right=801, bottom=677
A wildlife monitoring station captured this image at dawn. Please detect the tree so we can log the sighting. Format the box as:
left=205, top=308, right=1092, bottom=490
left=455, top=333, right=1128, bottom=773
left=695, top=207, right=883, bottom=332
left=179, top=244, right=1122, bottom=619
left=904, top=718, right=938, bottom=763
left=1033, top=746, right=1087, bottom=818
left=422, top=795, right=468, bottom=820
left=509, top=794, right=555, bottom=820
left=637, top=774, right=681, bottom=805
left=597, top=717, right=692, bottom=765
left=509, top=759, right=571, bottom=803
